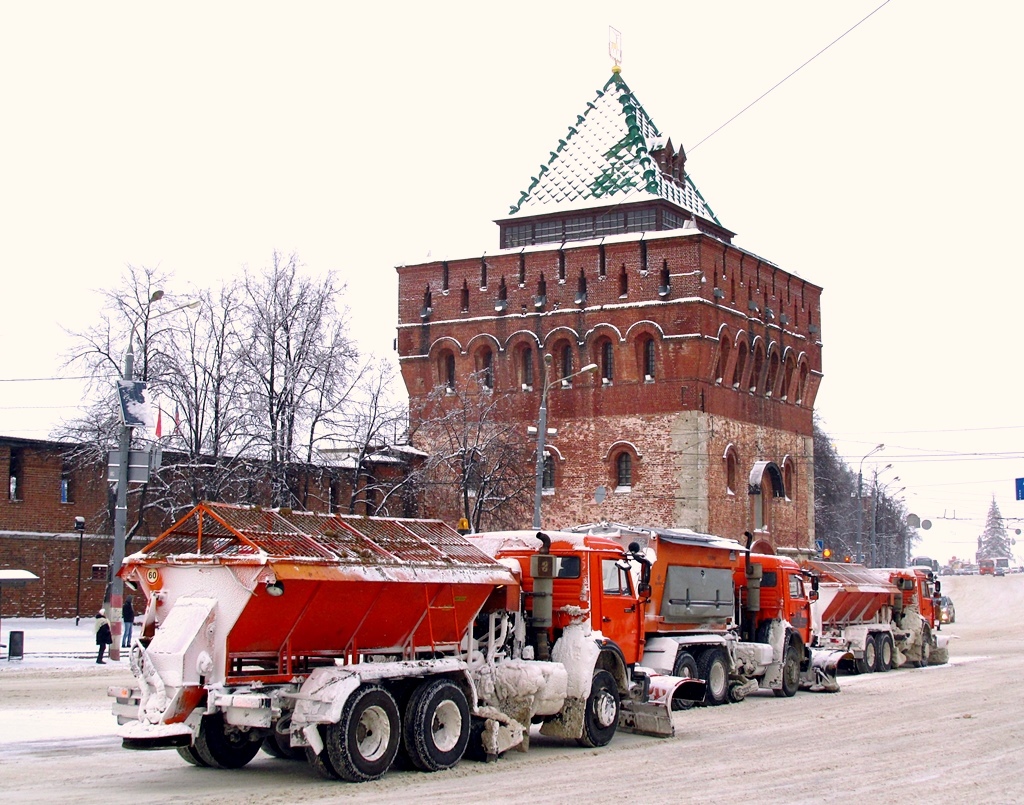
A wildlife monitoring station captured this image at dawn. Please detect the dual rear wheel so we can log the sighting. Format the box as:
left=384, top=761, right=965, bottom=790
left=308, top=680, right=471, bottom=782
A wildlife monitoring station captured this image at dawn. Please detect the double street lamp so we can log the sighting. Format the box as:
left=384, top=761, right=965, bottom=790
left=532, top=355, right=597, bottom=529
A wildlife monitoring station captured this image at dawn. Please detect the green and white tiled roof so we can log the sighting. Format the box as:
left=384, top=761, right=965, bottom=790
left=507, top=70, right=721, bottom=225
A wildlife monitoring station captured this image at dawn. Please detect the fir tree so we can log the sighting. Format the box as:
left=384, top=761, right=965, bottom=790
left=977, top=497, right=1013, bottom=559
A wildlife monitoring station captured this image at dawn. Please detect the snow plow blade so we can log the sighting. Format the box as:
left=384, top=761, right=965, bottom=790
left=801, top=648, right=851, bottom=693
left=119, top=720, right=193, bottom=749
left=620, top=673, right=706, bottom=737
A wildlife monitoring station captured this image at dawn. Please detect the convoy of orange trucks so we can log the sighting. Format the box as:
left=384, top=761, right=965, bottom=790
left=109, top=503, right=708, bottom=781
left=108, top=504, right=951, bottom=783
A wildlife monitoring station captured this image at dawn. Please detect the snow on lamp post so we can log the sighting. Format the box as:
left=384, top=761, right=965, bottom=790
left=532, top=355, right=597, bottom=529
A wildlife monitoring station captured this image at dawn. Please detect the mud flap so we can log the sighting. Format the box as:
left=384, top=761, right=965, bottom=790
left=801, top=649, right=851, bottom=693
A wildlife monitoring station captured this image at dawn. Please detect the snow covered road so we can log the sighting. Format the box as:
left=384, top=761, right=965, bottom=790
left=1, top=574, right=1022, bottom=803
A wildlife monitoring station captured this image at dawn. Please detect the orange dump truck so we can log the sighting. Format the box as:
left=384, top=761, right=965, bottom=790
left=803, top=561, right=949, bottom=670
left=473, top=524, right=846, bottom=707
left=109, top=504, right=704, bottom=782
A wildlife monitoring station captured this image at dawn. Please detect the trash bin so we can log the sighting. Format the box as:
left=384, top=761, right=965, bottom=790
left=8, top=630, right=24, bottom=661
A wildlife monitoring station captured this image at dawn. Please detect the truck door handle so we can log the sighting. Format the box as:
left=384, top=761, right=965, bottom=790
left=602, top=616, right=612, bottom=623
left=624, top=605, right=636, bottom=613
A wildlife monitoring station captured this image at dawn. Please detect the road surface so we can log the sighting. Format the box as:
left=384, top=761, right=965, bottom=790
left=1, top=574, right=1021, bottom=804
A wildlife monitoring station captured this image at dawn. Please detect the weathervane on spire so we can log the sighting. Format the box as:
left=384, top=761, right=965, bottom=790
left=609, top=26, right=622, bottom=73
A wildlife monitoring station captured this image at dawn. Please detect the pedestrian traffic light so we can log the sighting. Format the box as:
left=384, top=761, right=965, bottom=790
left=822, top=547, right=832, bottom=560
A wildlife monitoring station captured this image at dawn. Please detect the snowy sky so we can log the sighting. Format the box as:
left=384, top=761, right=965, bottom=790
left=1, top=1, right=1022, bottom=558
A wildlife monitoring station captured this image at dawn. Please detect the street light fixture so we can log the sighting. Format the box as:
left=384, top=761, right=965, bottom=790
left=855, top=443, right=884, bottom=564
left=533, top=355, right=597, bottom=529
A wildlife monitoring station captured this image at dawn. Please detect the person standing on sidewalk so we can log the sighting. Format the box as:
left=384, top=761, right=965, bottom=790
left=122, top=595, right=135, bottom=648
left=94, top=611, right=112, bottom=664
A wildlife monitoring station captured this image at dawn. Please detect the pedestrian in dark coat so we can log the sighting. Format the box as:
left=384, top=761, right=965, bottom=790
left=122, top=596, right=135, bottom=648
left=95, top=611, right=112, bottom=664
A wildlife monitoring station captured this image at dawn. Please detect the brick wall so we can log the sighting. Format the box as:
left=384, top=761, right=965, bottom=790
left=397, top=229, right=823, bottom=550
left=0, top=438, right=420, bottom=617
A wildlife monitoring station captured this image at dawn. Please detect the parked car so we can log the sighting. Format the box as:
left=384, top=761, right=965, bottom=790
left=938, top=595, right=956, bottom=624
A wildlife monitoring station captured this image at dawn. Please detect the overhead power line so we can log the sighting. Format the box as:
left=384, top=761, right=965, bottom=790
left=689, top=0, right=893, bottom=152
left=0, top=376, right=93, bottom=382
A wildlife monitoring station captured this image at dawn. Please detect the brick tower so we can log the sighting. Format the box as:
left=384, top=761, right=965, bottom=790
left=396, top=68, right=822, bottom=552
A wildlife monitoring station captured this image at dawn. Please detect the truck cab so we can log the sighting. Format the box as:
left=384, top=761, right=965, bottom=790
left=482, top=532, right=646, bottom=664
left=736, top=554, right=814, bottom=649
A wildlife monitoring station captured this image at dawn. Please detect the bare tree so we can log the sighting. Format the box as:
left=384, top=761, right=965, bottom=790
left=236, top=252, right=358, bottom=507
left=409, top=374, right=532, bottom=532
left=58, top=264, right=183, bottom=540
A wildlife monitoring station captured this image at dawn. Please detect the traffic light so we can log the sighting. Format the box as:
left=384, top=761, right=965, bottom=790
left=822, top=548, right=833, bottom=560
left=844, top=555, right=852, bottom=563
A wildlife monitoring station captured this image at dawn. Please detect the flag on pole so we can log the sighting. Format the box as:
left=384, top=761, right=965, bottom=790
left=173, top=404, right=181, bottom=435
left=155, top=406, right=163, bottom=439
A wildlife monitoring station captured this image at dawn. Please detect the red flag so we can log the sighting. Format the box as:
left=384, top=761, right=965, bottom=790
left=155, top=406, right=163, bottom=438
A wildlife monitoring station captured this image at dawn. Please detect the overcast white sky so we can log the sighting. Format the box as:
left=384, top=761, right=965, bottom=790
left=2, top=1, right=1021, bottom=561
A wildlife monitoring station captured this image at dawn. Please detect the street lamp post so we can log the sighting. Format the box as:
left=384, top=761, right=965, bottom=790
left=108, top=293, right=199, bottom=659
left=533, top=355, right=597, bottom=529
left=74, top=516, right=85, bottom=625
left=855, top=443, right=884, bottom=564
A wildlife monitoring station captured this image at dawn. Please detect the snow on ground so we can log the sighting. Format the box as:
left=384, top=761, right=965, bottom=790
left=0, top=618, right=134, bottom=746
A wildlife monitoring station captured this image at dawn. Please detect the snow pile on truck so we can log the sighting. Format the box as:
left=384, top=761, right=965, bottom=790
left=110, top=504, right=704, bottom=782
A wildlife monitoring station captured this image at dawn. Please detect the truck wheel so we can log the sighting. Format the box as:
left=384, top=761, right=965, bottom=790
left=325, top=684, right=401, bottom=782
left=855, top=634, right=877, bottom=674
left=577, top=669, right=620, bottom=747
left=262, top=733, right=305, bottom=760
left=915, top=625, right=932, bottom=668
left=176, top=745, right=209, bottom=767
left=697, top=648, right=729, bottom=706
left=876, top=634, right=894, bottom=672
left=403, top=679, right=470, bottom=772
left=193, top=712, right=262, bottom=769
left=773, top=639, right=800, bottom=698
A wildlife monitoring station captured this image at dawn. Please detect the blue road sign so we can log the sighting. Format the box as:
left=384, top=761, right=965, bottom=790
left=1017, top=477, right=1024, bottom=501
left=815, top=539, right=824, bottom=552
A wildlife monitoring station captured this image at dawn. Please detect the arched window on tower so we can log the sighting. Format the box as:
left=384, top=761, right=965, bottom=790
left=542, top=454, right=555, bottom=491
left=783, top=457, right=796, bottom=501
left=560, top=343, right=574, bottom=382
left=442, top=352, right=454, bottom=389
left=732, top=342, right=747, bottom=389
left=750, top=342, right=765, bottom=394
left=616, top=452, right=632, bottom=489
left=724, top=446, right=739, bottom=495
left=715, top=335, right=731, bottom=385
left=521, top=347, right=534, bottom=390
left=600, top=339, right=614, bottom=383
left=642, top=337, right=656, bottom=380
left=483, top=348, right=494, bottom=390
left=765, top=348, right=781, bottom=397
